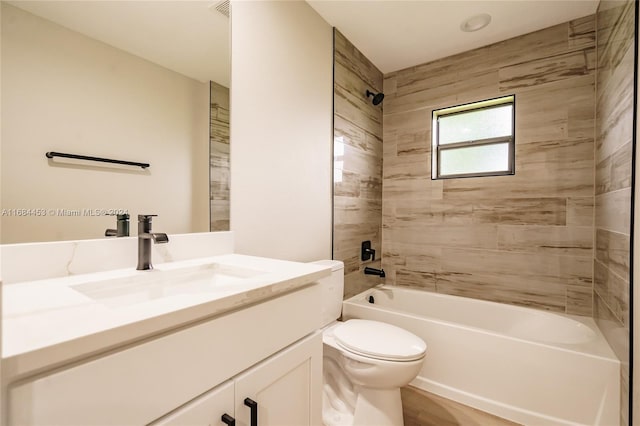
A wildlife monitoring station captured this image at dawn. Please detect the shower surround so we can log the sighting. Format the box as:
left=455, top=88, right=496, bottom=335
left=332, top=6, right=635, bottom=423
left=594, top=1, right=635, bottom=424
left=381, top=16, right=596, bottom=314
left=333, top=29, right=384, bottom=298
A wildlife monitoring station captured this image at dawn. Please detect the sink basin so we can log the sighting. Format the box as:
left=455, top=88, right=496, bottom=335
left=71, top=263, right=266, bottom=308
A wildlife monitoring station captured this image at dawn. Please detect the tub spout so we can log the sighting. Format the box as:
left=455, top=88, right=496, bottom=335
left=364, top=267, right=385, bottom=278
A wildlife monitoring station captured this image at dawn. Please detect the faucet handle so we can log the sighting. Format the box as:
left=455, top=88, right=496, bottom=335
left=138, top=214, right=158, bottom=222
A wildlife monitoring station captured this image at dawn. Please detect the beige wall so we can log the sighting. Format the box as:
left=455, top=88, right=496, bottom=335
left=0, top=4, right=209, bottom=243
left=333, top=30, right=384, bottom=298
left=381, top=16, right=596, bottom=314
left=595, top=1, right=635, bottom=424
left=230, top=0, right=333, bottom=262
left=210, top=81, right=230, bottom=232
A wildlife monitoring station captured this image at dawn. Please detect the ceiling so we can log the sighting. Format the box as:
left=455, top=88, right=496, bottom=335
left=7, top=1, right=599, bottom=83
left=307, top=0, right=599, bottom=74
left=7, top=1, right=230, bottom=85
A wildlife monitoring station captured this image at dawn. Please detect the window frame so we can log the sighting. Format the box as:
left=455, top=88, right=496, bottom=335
left=431, top=95, right=516, bottom=180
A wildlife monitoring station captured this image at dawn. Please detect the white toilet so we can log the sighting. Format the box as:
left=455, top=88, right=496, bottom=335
left=312, top=260, right=427, bottom=426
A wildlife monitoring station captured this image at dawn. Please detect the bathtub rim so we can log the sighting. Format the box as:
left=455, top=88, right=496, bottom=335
left=343, top=284, right=618, bottom=362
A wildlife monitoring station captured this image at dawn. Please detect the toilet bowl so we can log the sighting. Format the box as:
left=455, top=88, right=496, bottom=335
left=311, top=260, right=427, bottom=426
left=322, top=320, right=426, bottom=426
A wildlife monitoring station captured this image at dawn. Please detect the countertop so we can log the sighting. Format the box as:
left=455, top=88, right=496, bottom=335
left=2, top=254, right=330, bottom=380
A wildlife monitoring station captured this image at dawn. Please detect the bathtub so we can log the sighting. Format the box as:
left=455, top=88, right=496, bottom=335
left=342, top=285, right=620, bottom=426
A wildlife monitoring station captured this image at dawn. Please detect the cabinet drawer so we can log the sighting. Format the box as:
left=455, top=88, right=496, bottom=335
left=9, top=284, right=320, bottom=425
left=149, top=381, right=234, bottom=426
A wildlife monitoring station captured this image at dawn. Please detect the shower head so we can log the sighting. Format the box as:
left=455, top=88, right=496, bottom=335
left=366, top=90, right=384, bottom=106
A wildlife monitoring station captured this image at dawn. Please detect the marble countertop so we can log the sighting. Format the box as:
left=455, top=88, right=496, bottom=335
left=2, top=254, right=330, bottom=380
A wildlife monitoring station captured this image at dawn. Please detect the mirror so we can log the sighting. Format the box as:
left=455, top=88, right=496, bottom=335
left=0, top=0, right=230, bottom=243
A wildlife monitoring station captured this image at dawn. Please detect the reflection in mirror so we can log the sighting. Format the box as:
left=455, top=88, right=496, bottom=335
left=210, top=82, right=230, bottom=231
left=0, top=1, right=230, bottom=243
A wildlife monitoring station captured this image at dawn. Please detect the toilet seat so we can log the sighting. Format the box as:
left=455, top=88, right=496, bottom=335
left=333, top=319, right=426, bottom=362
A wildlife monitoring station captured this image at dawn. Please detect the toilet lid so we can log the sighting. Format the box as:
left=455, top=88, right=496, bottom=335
left=333, top=319, right=426, bottom=361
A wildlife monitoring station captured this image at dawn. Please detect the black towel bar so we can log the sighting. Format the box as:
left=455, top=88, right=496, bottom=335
left=45, top=151, right=149, bottom=169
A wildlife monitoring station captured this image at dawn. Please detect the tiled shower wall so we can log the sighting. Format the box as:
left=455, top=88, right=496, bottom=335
left=210, top=81, right=230, bottom=232
left=381, top=16, right=596, bottom=314
left=333, top=29, right=385, bottom=298
left=594, top=1, right=635, bottom=424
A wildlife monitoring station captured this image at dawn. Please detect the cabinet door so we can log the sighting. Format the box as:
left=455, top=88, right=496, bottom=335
left=234, top=332, right=322, bottom=426
left=150, top=381, right=234, bottom=426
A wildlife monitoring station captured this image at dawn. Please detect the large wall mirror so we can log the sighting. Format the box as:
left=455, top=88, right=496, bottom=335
left=0, top=0, right=230, bottom=244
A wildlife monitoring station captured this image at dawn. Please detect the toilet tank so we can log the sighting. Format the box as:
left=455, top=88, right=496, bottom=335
left=310, top=260, right=345, bottom=327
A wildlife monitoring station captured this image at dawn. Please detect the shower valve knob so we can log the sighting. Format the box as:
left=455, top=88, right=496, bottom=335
left=361, top=241, right=376, bottom=261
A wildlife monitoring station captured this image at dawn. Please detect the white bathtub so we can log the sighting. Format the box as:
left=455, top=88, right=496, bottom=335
left=342, top=285, right=620, bottom=426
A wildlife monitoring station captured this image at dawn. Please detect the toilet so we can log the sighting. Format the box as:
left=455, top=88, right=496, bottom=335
left=312, top=260, right=427, bottom=426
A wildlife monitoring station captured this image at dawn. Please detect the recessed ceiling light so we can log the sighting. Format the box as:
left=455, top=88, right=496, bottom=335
left=460, top=13, right=492, bottom=32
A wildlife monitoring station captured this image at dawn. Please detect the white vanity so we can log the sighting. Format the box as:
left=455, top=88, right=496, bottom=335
left=1, top=232, right=330, bottom=425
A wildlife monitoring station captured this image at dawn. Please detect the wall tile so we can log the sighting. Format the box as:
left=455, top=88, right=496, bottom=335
left=497, top=225, right=592, bottom=257
left=594, top=2, right=634, bottom=422
left=498, top=48, right=595, bottom=91
left=385, top=226, right=498, bottom=250
left=440, top=248, right=592, bottom=288
left=335, top=115, right=382, bottom=155
left=596, top=46, right=634, bottom=163
left=382, top=14, right=597, bottom=319
left=594, top=291, right=628, bottom=365
left=436, top=273, right=567, bottom=312
left=334, top=30, right=382, bottom=92
left=595, top=228, right=630, bottom=280
left=396, top=269, right=437, bottom=290
left=335, top=84, right=383, bottom=136
left=595, top=188, right=631, bottom=235
left=334, top=170, right=361, bottom=198
left=568, top=15, right=596, bottom=50
left=333, top=30, right=383, bottom=298
left=472, top=198, right=567, bottom=226
left=566, top=285, right=593, bottom=316
left=566, top=197, right=594, bottom=226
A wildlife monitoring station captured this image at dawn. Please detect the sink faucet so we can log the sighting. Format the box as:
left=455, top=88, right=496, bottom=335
left=105, top=213, right=130, bottom=237
left=137, top=214, right=169, bottom=270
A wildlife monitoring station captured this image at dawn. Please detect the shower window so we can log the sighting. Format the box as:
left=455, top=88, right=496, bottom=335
left=432, top=95, right=515, bottom=179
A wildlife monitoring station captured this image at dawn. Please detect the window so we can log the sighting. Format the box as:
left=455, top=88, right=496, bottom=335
left=432, top=95, right=515, bottom=179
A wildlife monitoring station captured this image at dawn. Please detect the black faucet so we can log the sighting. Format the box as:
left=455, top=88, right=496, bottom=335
left=364, top=267, right=386, bottom=278
left=137, top=214, right=169, bottom=270
left=105, top=214, right=130, bottom=237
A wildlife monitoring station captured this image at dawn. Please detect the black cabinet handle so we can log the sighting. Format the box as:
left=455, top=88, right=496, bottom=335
left=244, top=398, right=258, bottom=426
left=221, top=413, right=235, bottom=426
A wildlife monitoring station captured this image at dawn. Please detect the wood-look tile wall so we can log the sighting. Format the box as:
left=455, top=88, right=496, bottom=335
left=333, top=29, right=385, bottom=298
left=381, top=17, right=596, bottom=314
left=595, top=1, right=634, bottom=424
left=210, top=81, right=230, bottom=232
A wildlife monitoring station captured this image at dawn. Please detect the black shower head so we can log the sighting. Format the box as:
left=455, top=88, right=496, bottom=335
left=366, top=90, right=384, bottom=106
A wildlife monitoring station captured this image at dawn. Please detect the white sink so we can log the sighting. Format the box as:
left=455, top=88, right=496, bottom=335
left=71, top=263, right=267, bottom=308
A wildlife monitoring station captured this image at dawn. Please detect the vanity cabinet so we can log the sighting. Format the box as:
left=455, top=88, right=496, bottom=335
left=152, top=332, right=322, bottom=426
left=7, top=284, right=322, bottom=426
